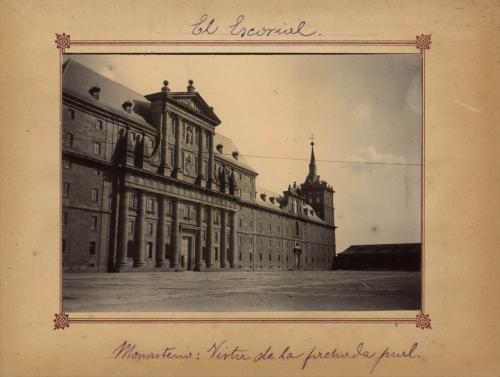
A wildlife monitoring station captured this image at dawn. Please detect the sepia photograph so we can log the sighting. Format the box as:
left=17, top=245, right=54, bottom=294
left=61, top=53, right=422, bottom=312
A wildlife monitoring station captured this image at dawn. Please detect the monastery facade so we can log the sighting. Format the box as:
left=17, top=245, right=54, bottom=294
left=61, top=59, right=337, bottom=272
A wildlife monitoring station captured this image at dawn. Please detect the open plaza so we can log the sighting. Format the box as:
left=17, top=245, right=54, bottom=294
left=63, top=270, right=421, bottom=312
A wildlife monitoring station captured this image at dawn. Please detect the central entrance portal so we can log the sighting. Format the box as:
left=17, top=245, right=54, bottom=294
left=180, top=236, right=194, bottom=271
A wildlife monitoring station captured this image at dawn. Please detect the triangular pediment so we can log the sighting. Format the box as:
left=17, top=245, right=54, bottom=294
left=169, top=92, right=221, bottom=125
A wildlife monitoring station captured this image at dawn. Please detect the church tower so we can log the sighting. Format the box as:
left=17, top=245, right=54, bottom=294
left=300, top=141, right=335, bottom=226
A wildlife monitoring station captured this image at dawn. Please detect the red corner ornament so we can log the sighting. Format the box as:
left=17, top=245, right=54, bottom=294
left=416, top=34, right=431, bottom=50
left=55, top=33, right=71, bottom=51
left=416, top=312, right=432, bottom=330
left=54, top=313, right=70, bottom=330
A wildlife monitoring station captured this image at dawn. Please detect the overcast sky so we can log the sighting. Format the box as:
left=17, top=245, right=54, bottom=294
left=64, top=54, right=422, bottom=252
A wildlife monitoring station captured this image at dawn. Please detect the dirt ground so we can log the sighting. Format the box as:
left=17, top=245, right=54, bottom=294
left=62, top=270, right=421, bottom=312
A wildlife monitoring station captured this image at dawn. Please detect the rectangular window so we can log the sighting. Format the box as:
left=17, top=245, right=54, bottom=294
left=239, top=236, right=241, bottom=246
left=63, top=160, right=71, bottom=169
left=269, top=239, right=272, bottom=247
left=239, top=218, right=242, bottom=227
left=203, top=208, right=207, bottom=222
left=148, top=138, right=154, bottom=148
left=239, top=252, right=242, bottom=261
left=147, top=223, right=153, bottom=235
left=96, top=119, right=103, bottom=129
left=67, top=132, right=74, bottom=147
left=269, top=224, right=272, bottom=232
left=128, top=221, right=134, bottom=234
left=259, top=238, right=262, bottom=246
left=129, top=193, right=137, bottom=209
left=90, top=215, right=97, bottom=230
left=63, top=182, right=70, bottom=198
left=259, top=253, right=262, bottom=261
left=91, top=188, right=99, bottom=202
left=147, top=242, right=153, bottom=259
left=62, top=239, right=66, bottom=254
left=215, top=247, right=219, bottom=260
left=69, top=109, right=75, bottom=120
left=278, top=254, right=281, bottom=261
left=286, top=255, right=289, bottom=262
left=269, top=253, right=272, bottom=261
left=94, top=142, right=101, bottom=155
left=167, top=201, right=172, bottom=215
left=147, top=198, right=155, bottom=213
left=278, top=241, right=280, bottom=248
left=215, top=232, right=219, bottom=242
left=62, top=212, right=68, bottom=227
left=259, top=222, right=262, bottom=232
left=166, top=226, right=170, bottom=237
left=249, top=252, right=253, bottom=261
left=89, top=241, right=96, bottom=255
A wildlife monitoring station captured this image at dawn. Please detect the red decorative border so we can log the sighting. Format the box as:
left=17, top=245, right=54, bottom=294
left=55, top=33, right=431, bottom=330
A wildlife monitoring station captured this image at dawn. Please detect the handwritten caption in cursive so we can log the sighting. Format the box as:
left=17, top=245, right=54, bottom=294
left=112, top=340, right=420, bottom=374
left=190, top=14, right=318, bottom=38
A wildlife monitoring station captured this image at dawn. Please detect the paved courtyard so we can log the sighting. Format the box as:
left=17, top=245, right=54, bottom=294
left=63, top=270, right=421, bottom=312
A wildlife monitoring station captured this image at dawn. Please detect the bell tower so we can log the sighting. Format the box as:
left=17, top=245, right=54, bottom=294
left=300, top=139, right=335, bottom=226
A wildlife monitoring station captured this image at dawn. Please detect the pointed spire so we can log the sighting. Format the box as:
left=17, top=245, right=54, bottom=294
left=306, top=136, right=319, bottom=183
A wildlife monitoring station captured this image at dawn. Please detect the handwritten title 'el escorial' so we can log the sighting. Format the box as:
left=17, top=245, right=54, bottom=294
left=191, top=14, right=318, bottom=38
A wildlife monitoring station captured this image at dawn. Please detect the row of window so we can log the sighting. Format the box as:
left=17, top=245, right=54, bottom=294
left=62, top=183, right=99, bottom=202
left=62, top=237, right=331, bottom=265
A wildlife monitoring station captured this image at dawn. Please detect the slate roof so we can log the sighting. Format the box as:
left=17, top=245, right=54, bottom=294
left=255, top=186, right=324, bottom=223
left=214, top=133, right=256, bottom=174
left=62, top=59, right=155, bottom=130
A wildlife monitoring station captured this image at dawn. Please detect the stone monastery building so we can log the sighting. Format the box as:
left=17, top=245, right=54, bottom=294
left=61, top=59, right=337, bottom=272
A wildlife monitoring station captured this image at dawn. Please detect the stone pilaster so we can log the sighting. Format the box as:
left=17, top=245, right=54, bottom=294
left=196, top=126, right=205, bottom=186
left=170, top=198, right=180, bottom=268
left=220, top=210, right=227, bottom=268
left=206, top=206, right=213, bottom=268
left=156, top=196, right=167, bottom=267
left=116, top=189, right=129, bottom=268
left=172, top=115, right=183, bottom=180
left=229, top=211, right=237, bottom=268
left=206, top=131, right=214, bottom=190
left=195, top=204, right=203, bottom=271
left=158, top=105, right=169, bottom=175
left=134, top=191, right=146, bottom=267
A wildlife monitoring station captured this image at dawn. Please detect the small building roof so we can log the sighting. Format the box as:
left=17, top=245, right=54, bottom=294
left=339, top=243, right=421, bottom=255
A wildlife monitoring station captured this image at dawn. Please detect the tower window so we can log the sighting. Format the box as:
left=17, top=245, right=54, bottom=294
left=69, top=109, right=75, bottom=120
left=63, top=160, right=71, bottom=169
left=94, top=142, right=101, bottom=155
left=96, top=119, right=103, bottom=129
left=62, top=212, right=68, bottom=227
left=62, top=239, right=67, bottom=254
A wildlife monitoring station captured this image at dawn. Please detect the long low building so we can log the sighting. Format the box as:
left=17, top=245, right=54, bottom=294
left=61, top=59, right=337, bottom=272
left=334, top=243, right=421, bottom=271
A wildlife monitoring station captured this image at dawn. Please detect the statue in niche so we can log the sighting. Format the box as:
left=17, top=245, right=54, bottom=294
left=213, top=165, right=220, bottom=183
left=185, top=154, right=193, bottom=176
left=186, top=125, right=193, bottom=145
